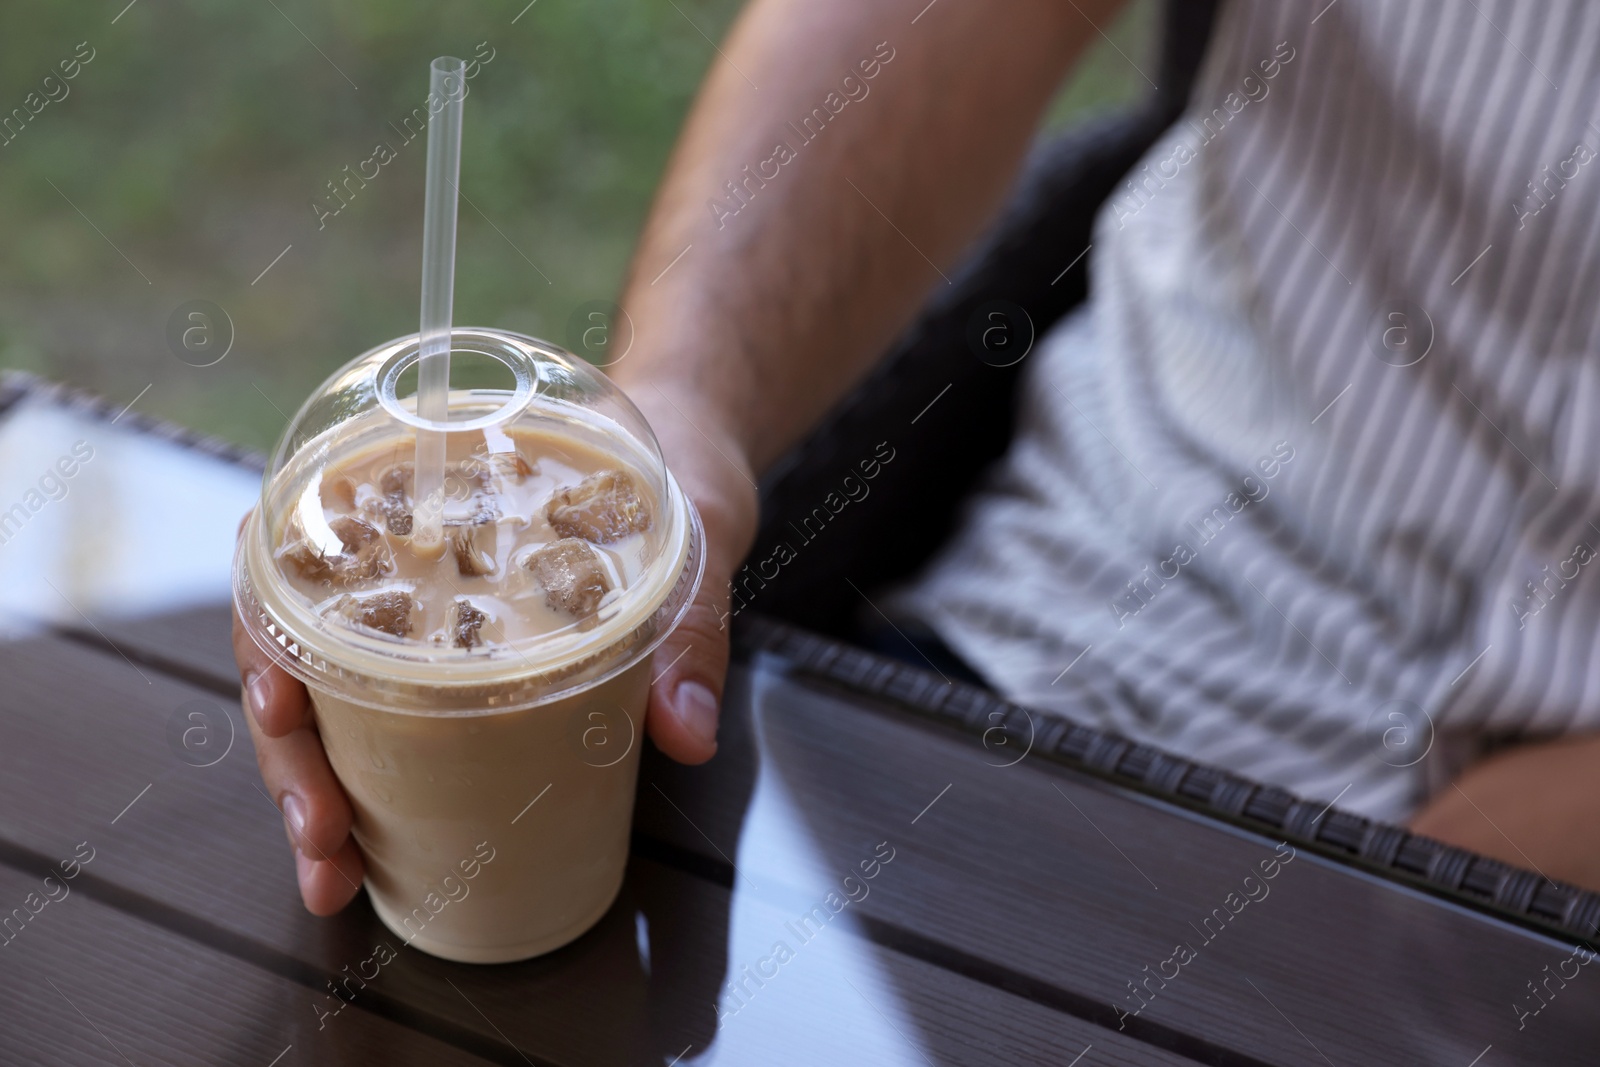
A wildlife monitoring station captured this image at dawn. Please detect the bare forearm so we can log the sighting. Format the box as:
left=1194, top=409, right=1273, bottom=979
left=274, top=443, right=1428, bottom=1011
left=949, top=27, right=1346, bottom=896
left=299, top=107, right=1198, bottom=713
left=1411, top=733, right=1600, bottom=892
left=613, top=0, right=1119, bottom=471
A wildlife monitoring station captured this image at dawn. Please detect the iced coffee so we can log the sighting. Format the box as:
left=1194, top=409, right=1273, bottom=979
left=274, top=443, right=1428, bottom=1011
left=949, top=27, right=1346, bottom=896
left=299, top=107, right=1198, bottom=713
left=235, top=328, right=702, bottom=963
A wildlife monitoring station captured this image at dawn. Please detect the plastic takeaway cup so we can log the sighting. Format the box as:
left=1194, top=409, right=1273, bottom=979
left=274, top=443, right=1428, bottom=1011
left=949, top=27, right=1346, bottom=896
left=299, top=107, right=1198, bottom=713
left=235, top=327, right=703, bottom=963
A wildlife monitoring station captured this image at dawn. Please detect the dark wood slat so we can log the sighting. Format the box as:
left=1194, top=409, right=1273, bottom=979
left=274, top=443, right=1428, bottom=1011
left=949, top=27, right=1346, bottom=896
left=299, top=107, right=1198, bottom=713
left=634, top=657, right=1600, bottom=1066
left=0, top=629, right=1205, bottom=1066
left=65, top=603, right=241, bottom=698
left=0, top=860, right=497, bottom=1067
left=73, top=604, right=240, bottom=697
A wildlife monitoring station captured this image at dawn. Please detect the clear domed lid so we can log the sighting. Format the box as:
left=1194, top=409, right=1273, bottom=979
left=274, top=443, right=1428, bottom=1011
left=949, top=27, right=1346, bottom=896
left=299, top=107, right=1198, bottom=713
left=234, top=327, right=702, bottom=714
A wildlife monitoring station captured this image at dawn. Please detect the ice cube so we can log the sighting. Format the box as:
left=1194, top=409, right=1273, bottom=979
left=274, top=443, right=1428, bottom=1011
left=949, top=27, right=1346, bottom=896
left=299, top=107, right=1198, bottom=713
left=384, top=459, right=497, bottom=528
left=382, top=501, right=413, bottom=537
left=439, top=462, right=501, bottom=526
left=449, top=523, right=497, bottom=577
left=279, top=515, right=393, bottom=584
left=492, top=451, right=535, bottom=481
left=380, top=463, right=414, bottom=498
left=459, top=448, right=536, bottom=486
left=545, top=469, right=651, bottom=544
left=448, top=598, right=490, bottom=649
left=330, top=589, right=415, bottom=638
left=325, top=476, right=358, bottom=512
left=444, top=496, right=501, bottom=526
left=377, top=463, right=414, bottom=536
left=523, top=537, right=614, bottom=617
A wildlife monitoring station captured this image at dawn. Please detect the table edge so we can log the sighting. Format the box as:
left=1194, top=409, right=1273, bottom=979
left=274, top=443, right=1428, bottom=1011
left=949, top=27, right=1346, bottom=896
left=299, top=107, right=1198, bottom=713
left=731, top=616, right=1600, bottom=948
left=0, top=369, right=269, bottom=473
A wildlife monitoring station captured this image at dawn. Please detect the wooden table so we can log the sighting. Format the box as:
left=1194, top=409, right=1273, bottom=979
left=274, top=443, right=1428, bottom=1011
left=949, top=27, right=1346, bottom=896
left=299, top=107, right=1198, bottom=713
left=2, top=373, right=1598, bottom=1066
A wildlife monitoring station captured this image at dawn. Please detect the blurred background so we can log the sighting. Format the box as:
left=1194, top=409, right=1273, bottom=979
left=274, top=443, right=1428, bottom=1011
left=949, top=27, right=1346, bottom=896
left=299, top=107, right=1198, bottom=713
left=0, top=0, right=1152, bottom=453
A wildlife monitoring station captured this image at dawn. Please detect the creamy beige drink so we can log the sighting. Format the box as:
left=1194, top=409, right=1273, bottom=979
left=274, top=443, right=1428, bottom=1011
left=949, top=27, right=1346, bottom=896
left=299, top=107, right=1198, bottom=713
left=278, top=428, right=656, bottom=648
left=235, top=328, right=702, bottom=963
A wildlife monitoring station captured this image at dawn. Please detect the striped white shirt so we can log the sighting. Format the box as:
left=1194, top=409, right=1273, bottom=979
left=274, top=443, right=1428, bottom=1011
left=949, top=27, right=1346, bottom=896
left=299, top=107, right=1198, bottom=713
left=895, top=0, right=1600, bottom=821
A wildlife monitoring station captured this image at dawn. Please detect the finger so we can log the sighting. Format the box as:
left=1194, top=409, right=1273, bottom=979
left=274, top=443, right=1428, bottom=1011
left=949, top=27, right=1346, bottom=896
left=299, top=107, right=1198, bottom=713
left=646, top=560, right=733, bottom=765
left=236, top=640, right=311, bottom=738
left=237, top=634, right=366, bottom=918
left=295, top=836, right=366, bottom=917
left=236, top=508, right=363, bottom=913
left=234, top=516, right=314, bottom=739
left=242, top=691, right=356, bottom=867
left=256, top=716, right=365, bottom=916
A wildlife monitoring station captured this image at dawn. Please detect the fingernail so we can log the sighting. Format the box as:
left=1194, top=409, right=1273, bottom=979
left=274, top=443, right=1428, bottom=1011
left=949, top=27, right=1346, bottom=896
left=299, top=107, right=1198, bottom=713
left=281, top=793, right=308, bottom=849
left=246, top=671, right=271, bottom=729
left=673, top=681, right=719, bottom=747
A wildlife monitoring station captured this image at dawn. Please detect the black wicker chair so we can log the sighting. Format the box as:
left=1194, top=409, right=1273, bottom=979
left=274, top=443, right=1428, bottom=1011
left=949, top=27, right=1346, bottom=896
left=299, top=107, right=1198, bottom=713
left=746, top=0, right=1219, bottom=642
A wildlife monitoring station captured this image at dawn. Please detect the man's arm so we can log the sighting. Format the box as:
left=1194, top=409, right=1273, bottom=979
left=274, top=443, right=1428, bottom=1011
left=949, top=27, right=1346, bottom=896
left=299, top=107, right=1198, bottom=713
left=1411, top=733, right=1600, bottom=892
left=614, top=0, right=1122, bottom=469
left=614, top=0, right=1123, bottom=765
left=227, top=0, right=1127, bottom=918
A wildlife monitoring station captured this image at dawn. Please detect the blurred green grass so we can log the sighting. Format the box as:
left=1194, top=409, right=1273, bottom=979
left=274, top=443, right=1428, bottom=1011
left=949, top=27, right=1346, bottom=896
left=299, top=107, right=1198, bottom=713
left=0, top=0, right=1152, bottom=452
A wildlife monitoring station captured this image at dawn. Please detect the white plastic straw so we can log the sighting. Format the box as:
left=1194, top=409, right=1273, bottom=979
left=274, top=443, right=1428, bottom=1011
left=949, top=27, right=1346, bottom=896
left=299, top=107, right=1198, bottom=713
left=411, top=56, right=467, bottom=557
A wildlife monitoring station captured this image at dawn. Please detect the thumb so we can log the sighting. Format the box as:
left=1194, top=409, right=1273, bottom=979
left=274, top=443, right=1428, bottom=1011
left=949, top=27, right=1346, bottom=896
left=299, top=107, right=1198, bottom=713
left=618, top=378, right=759, bottom=766
left=644, top=557, right=734, bottom=765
